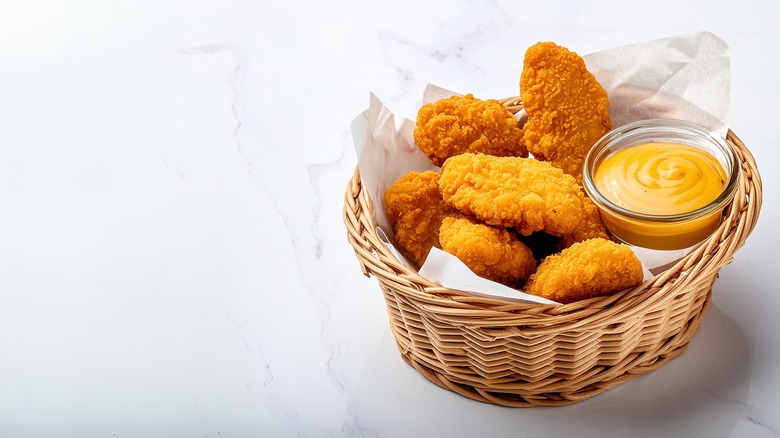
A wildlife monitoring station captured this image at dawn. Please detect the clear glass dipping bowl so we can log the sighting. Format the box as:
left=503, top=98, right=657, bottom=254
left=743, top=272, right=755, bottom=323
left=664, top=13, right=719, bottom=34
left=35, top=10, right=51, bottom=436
left=582, top=119, right=741, bottom=250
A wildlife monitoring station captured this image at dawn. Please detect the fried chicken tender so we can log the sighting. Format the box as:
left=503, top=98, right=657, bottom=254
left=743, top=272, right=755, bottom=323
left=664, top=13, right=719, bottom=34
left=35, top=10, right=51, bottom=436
left=558, top=195, right=610, bottom=249
left=520, top=42, right=612, bottom=182
left=439, top=153, right=585, bottom=236
left=439, top=216, right=536, bottom=287
left=383, top=170, right=455, bottom=267
left=524, top=238, right=643, bottom=304
left=414, top=94, right=527, bottom=167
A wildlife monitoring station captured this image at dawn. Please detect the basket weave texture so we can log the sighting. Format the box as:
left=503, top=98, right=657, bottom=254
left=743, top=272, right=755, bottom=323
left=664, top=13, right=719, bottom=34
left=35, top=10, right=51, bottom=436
left=343, top=99, right=762, bottom=407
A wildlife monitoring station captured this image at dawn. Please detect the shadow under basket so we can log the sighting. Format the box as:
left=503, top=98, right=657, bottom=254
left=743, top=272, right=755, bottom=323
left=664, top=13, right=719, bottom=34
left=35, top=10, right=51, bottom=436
left=342, top=107, right=762, bottom=407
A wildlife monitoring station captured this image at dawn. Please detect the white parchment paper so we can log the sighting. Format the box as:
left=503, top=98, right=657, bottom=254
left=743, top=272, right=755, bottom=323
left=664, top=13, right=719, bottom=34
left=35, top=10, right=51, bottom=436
left=584, top=31, right=729, bottom=135
left=351, top=32, right=730, bottom=304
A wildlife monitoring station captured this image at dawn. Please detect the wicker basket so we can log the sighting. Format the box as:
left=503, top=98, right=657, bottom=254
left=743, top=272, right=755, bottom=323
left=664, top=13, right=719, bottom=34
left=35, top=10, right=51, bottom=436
left=343, top=98, right=762, bottom=407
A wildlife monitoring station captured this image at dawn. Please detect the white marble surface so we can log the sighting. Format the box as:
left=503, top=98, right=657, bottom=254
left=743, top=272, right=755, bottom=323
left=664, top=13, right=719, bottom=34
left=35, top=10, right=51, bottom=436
left=0, top=1, right=777, bottom=436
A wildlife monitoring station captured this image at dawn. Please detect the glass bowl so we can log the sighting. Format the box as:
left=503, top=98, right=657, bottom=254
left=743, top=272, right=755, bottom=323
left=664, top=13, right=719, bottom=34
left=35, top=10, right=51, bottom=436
left=582, top=119, right=741, bottom=250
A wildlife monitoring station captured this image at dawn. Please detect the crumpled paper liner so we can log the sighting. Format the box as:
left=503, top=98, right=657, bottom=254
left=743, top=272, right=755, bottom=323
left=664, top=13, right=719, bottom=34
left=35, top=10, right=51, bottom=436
left=351, top=31, right=730, bottom=304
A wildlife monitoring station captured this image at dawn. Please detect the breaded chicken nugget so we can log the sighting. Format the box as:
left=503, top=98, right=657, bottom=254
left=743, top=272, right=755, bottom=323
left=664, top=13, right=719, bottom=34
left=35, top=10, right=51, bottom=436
left=439, top=153, right=585, bottom=236
left=439, top=216, right=536, bottom=287
left=524, top=238, right=643, bottom=304
left=384, top=171, right=455, bottom=267
left=520, top=42, right=612, bottom=181
left=414, top=94, right=527, bottom=167
left=558, top=195, right=610, bottom=249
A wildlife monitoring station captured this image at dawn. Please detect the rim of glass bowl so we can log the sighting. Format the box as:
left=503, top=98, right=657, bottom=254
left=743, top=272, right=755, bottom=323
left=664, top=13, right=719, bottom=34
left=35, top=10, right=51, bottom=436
left=582, top=118, right=741, bottom=223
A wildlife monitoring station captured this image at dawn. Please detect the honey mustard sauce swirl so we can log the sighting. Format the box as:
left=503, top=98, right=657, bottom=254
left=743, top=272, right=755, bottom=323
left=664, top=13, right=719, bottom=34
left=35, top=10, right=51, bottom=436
left=593, top=142, right=727, bottom=215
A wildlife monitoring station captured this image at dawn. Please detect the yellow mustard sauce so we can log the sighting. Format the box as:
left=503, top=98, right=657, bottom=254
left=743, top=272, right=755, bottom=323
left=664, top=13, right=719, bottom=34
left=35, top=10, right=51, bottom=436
left=594, top=142, right=727, bottom=215
left=592, top=142, right=728, bottom=250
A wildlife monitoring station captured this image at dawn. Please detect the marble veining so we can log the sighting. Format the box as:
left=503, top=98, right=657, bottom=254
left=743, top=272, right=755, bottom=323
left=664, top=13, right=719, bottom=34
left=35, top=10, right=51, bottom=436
left=742, top=408, right=780, bottom=437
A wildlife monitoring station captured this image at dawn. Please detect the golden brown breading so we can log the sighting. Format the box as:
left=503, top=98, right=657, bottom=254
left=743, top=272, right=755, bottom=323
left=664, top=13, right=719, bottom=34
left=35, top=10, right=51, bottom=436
left=524, top=238, right=643, bottom=304
left=439, top=216, right=536, bottom=287
left=520, top=42, right=612, bottom=182
left=383, top=171, right=455, bottom=267
left=438, top=153, right=585, bottom=236
left=414, top=94, right=527, bottom=167
left=558, top=195, right=610, bottom=249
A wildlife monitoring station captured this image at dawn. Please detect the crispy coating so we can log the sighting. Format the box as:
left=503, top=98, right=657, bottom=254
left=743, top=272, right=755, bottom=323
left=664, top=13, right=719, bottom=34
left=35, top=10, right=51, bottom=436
left=439, top=153, right=585, bottom=236
left=520, top=42, right=612, bottom=181
left=439, top=216, right=536, bottom=287
left=559, top=195, right=610, bottom=249
left=524, top=238, right=643, bottom=304
left=414, top=94, right=527, bottom=167
left=383, top=171, right=455, bottom=267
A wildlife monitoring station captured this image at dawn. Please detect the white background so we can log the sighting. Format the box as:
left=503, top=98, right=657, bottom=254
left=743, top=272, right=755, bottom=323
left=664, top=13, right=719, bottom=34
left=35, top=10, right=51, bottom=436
left=0, top=1, right=777, bottom=437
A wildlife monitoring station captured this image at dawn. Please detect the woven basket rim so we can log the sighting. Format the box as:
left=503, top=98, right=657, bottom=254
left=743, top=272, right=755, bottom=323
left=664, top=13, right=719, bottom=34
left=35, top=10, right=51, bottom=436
left=343, top=107, right=762, bottom=328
